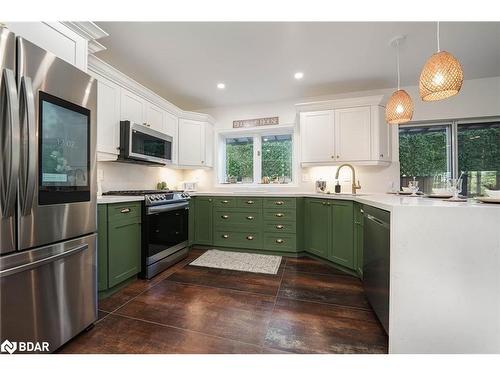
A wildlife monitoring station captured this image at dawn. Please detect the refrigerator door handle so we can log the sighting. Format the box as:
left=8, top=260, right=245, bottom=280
left=0, top=243, right=88, bottom=278
left=19, top=76, right=36, bottom=216
left=0, top=68, right=20, bottom=218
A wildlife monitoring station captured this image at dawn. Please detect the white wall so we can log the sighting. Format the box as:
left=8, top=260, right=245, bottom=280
left=184, top=76, right=500, bottom=193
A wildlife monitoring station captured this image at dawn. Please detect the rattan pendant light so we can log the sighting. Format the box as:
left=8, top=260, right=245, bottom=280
left=386, top=36, right=414, bottom=125
left=419, top=22, right=464, bottom=101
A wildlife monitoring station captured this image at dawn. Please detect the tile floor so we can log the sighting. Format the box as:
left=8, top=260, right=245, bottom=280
left=58, top=248, right=388, bottom=354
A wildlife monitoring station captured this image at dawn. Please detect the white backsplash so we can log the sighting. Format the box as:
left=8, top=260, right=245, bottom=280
left=97, top=161, right=185, bottom=193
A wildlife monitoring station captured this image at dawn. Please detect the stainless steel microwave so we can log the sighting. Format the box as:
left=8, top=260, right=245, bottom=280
left=119, top=121, right=172, bottom=165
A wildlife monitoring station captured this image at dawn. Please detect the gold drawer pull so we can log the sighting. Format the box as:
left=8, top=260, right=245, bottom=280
left=120, top=208, right=131, bottom=213
left=246, top=235, right=254, bottom=240
left=208, top=199, right=213, bottom=202
left=246, top=200, right=254, bottom=204
left=222, top=234, right=229, bottom=239
left=246, top=216, right=254, bottom=220
left=221, top=215, right=229, bottom=219
left=221, top=200, right=229, bottom=204
left=276, top=225, right=284, bottom=229
left=275, top=201, right=284, bottom=205
left=275, top=213, right=284, bottom=217
left=276, top=239, right=285, bottom=244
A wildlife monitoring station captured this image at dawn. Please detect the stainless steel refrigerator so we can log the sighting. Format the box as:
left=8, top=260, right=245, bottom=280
left=0, top=26, right=97, bottom=353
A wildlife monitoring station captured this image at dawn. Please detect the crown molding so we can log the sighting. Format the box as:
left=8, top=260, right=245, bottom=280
left=62, top=22, right=108, bottom=54
left=295, top=94, right=387, bottom=112
left=88, top=55, right=215, bottom=124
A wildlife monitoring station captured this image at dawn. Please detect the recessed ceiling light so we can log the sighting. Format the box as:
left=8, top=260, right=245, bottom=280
left=217, top=83, right=226, bottom=89
left=294, top=72, right=304, bottom=80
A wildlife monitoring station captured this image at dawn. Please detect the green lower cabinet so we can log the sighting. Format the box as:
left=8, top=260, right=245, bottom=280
left=263, top=233, right=297, bottom=252
left=214, top=230, right=262, bottom=249
left=98, top=202, right=142, bottom=295
left=194, top=197, right=213, bottom=245
left=97, top=205, right=108, bottom=292
left=328, top=201, right=354, bottom=269
left=354, top=203, right=364, bottom=277
left=304, top=199, right=331, bottom=258
left=188, top=198, right=195, bottom=245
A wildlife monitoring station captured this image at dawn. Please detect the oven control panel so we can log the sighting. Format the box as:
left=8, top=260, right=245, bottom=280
left=145, top=192, right=190, bottom=206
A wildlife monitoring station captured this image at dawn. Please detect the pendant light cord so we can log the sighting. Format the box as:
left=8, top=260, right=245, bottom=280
left=396, top=40, right=401, bottom=90
left=437, top=21, right=440, bottom=52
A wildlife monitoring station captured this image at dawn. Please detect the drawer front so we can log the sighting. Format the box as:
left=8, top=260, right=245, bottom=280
left=214, top=210, right=262, bottom=228
left=263, top=233, right=297, bottom=252
left=263, top=198, right=296, bottom=209
left=236, top=197, right=263, bottom=208
left=108, top=202, right=141, bottom=222
left=263, top=208, right=296, bottom=222
left=213, top=230, right=262, bottom=249
left=213, top=197, right=236, bottom=208
left=264, top=221, right=296, bottom=234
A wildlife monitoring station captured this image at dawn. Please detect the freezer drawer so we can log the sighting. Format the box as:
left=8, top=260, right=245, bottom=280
left=0, top=234, right=97, bottom=353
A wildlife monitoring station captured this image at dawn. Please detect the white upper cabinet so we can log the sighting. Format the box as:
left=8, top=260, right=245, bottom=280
left=298, top=96, right=390, bottom=166
left=334, top=106, right=371, bottom=162
left=95, top=75, right=121, bottom=160
left=300, top=110, right=335, bottom=163
left=178, top=119, right=213, bottom=167
left=145, top=102, right=166, bottom=133
left=120, top=88, right=145, bottom=125
left=164, top=111, right=179, bottom=164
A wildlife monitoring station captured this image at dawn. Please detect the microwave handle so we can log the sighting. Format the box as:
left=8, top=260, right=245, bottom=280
left=19, top=76, right=36, bottom=216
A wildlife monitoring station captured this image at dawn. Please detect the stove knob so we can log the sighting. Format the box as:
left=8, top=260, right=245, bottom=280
left=150, top=196, right=156, bottom=201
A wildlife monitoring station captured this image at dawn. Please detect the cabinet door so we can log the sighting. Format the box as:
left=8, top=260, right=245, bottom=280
left=120, top=88, right=145, bottom=125
left=354, top=203, right=364, bottom=277
left=108, top=219, right=141, bottom=288
left=329, top=201, right=355, bottom=269
left=165, top=111, right=179, bottom=164
left=178, top=119, right=205, bottom=166
left=145, top=102, right=166, bottom=133
left=96, top=77, right=121, bottom=158
left=304, top=199, right=331, bottom=258
left=335, top=106, right=371, bottom=161
left=204, top=123, right=214, bottom=167
left=194, top=197, right=213, bottom=245
left=370, top=105, right=391, bottom=162
left=300, top=110, right=335, bottom=163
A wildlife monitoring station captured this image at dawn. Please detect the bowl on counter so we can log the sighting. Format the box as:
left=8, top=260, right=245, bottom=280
left=432, top=188, right=451, bottom=195
left=401, top=187, right=411, bottom=193
left=485, top=189, right=500, bottom=198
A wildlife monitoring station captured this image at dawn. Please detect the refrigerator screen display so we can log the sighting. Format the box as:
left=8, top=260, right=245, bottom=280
left=39, top=91, right=91, bottom=204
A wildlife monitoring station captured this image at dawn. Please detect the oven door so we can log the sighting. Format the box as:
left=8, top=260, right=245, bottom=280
left=124, top=122, right=172, bottom=165
left=144, top=202, right=189, bottom=266
left=17, top=37, right=97, bottom=250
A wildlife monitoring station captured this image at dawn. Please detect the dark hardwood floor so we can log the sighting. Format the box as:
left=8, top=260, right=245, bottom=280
left=58, top=248, right=387, bottom=354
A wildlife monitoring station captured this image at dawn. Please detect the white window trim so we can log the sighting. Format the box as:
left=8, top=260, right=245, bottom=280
left=214, top=124, right=299, bottom=189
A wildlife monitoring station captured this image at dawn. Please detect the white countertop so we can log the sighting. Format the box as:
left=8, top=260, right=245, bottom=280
left=97, top=195, right=144, bottom=204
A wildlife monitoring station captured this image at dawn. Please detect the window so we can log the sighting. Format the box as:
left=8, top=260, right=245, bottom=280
left=399, top=119, right=499, bottom=196
left=221, top=130, right=294, bottom=185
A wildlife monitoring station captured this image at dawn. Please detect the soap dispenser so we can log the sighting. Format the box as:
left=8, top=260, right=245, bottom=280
left=334, top=180, right=341, bottom=194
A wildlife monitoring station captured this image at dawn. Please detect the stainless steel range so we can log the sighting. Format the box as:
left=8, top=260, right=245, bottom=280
left=103, top=190, right=190, bottom=279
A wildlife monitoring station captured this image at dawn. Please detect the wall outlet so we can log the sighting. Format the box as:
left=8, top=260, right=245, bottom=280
left=302, top=173, right=310, bottom=182
left=97, top=169, right=104, bottom=181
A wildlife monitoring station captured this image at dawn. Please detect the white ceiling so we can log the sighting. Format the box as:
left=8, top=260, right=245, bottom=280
left=95, top=22, right=500, bottom=110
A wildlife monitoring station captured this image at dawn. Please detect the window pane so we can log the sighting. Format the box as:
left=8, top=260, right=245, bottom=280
left=225, top=137, right=253, bottom=183
left=261, top=134, right=292, bottom=184
left=458, top=122, right=500, bottom=197
left=399, top=125, right=451, bottom=194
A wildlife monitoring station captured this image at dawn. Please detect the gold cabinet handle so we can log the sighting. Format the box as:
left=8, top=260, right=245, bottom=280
left=221, top=200, right=229, bottom=204
left=275, top=201, right=284, bottom=205
left=276, top=239, right=284, bottom=244
left=331, top=155, right=335, bottom=159
left=221, top=215, right=229, bottom=219
left=275, top=213, right=284, bottom=217
left=120, top=208, right=131, bottom=213
left=222, top=234, right=229, bottom=239
left=246, top=216, right=254, bottom=220
left=246, top=235, right=254, bottom=240
left=246, top=200, right=254, bottom=204
left=276, top=225, right=284, bottom=229
left=208, top=199, right=213, bottom=202
left=322, top=202, right=326, bottom=205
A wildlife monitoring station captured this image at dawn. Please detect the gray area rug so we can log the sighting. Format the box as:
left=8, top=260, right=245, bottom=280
left=190, top=249, right=282, bottom=275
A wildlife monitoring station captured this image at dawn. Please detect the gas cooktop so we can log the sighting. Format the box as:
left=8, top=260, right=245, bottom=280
left=103, top=190, right=175, bottom=196
left=103, top=190, right=190, bottom=206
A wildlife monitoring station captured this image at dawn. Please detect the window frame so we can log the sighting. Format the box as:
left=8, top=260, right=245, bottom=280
left=398, top=116, right=500, bottom=190
left=216, top=125, right=298, bottom=187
